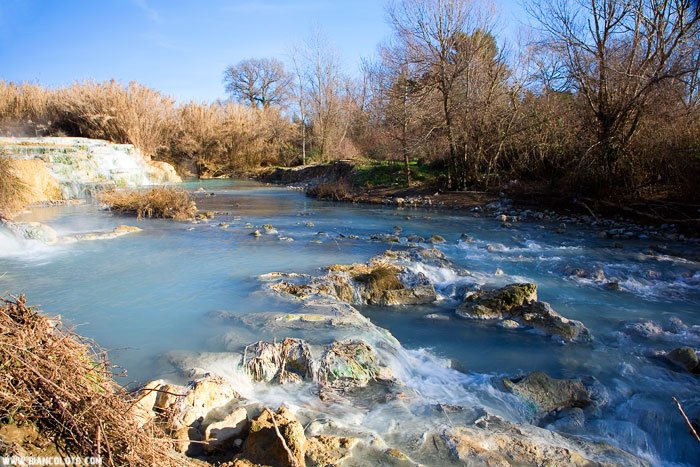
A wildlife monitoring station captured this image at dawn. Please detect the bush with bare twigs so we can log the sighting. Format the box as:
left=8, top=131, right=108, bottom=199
left=0, top=295, right=190, bottom=466
left=98, top=187, right=197, bottom=221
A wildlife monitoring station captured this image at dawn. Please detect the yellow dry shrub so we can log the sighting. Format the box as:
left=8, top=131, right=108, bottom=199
left=98, top=187, right=197, bottom=221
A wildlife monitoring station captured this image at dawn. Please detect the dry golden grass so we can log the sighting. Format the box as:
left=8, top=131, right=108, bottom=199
left=98, top=187, right=197, bottom=221
left=0, top=80, right=293, bottom=175
left=0, top=295, right=190, bottom=466
left=0, top=155, right=30, bottom=217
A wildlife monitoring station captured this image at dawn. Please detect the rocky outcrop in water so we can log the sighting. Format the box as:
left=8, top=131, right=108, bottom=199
left=457, top=283, right=592, bottom=343
left=242, top=337, right=395, bottom=393
left=267, top=249, right=439, bottom=307
left=441, top=410, right=648, bottom=467
left=1, top=137, right=181, bottom=202
left=502, top=371, right=595, bottom=416
left=661, top=347, right=700, bottom=374
left=1, top=219, right=142, bottom=245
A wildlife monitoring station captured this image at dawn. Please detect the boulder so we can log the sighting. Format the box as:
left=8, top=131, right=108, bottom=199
left=622, top=319, right=664, bottom=338
left=457, top=283, right=537, bottom=319
left=664, top=347, right=700, bottom=374
left=503, top=371, right=592, bottom=415
left=172, top=374, right=242, bottom=429
left=130, top=379, right=165, bottom=427
left=457, top=284, right=591, bottom=343
left=240, top=407, right=306, bottom=467
left=318, top=340, right=391, bottom=391
left=204, top=407, right=249, bottom=454
left=516, top=301, right=592, bottom=344
left=429, top=234, right=445, bottom=243
left=243, top=338, right=314, bottom=384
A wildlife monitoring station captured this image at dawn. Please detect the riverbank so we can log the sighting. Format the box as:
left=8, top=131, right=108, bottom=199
left=257, top=162, right=700, bottom=241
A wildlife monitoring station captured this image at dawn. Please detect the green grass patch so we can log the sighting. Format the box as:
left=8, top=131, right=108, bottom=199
left=350, top=160, right=441, bottom=188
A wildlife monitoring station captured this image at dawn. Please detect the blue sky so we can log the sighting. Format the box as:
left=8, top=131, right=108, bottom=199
left=0, top=0, right=528, bottom=102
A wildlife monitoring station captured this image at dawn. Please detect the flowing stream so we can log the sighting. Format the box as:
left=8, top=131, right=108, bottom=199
left=1, top=180, right=699, bottom=465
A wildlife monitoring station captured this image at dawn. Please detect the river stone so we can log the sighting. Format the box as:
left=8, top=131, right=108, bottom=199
left=241, top=406, right=306, bottom=467
left=503, top=371, right=592, bottom=415
left=622, top=319, right=664, bottom=338
left=204, top=407, right=249, bottom=453
left=328, top=261, right=437, bottom=306
left=429, top=234, right=446, bottom=243
left=516, top=301, right=592, bottom=343
left=456, top=283, right=538, bottom=319
left=664, top=347, right=700, bottom=374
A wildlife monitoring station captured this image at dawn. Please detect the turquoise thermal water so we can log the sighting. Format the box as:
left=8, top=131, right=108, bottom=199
left=1, top=179, right=699, bottom=465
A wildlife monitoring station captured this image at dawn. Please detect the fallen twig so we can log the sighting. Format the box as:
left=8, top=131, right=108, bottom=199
left=673, top=396, right=700, bottom=443
left=266, top=408, right=299, bottom=467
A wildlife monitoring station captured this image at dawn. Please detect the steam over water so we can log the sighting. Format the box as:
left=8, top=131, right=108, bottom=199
left=1, top=180, right=699, bottom=465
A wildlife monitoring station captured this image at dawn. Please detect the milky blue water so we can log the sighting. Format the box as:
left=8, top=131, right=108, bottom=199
left=1, top=180, right=699, bottom=465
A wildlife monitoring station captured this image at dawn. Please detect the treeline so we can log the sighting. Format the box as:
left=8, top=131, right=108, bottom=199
left=2, top=0, right=699, bottom=201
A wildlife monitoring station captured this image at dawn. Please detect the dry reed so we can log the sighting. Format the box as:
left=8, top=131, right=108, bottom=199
left=98, top=187, right=197, bottom=221
left=0, top=155, right=29, bottom=217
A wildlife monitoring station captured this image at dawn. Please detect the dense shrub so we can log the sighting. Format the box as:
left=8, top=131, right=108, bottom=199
left=98, top=187, right=197, bottom=220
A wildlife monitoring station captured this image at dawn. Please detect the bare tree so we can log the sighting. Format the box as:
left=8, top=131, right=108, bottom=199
left=292, top=30, right=350, bottom=161
left=223, top=58, right=292, bottom=109
left=370, top=41, right=437, bottom=184
left=388, top=0, right=498, bottom=189
left=528, top=0, right=700, bottom=175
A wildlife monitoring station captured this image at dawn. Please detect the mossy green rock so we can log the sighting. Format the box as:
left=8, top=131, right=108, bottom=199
left=319, top=340, right=382, bottom=389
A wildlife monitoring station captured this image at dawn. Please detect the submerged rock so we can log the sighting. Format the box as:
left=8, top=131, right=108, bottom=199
left=2, top=220, right=58, bottom=244
left=267, top=249, right=440, bottom=307
left=441, top=411, right=647, bottom=467
left=663, top=347, right=700, bottom=374
left=456, top=283, right=591, bottom=343
left=503, top=371, right=593, bottom=415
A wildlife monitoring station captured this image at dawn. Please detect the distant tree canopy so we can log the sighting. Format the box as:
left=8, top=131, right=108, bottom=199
left=223, top=58, right=292, bottom=109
